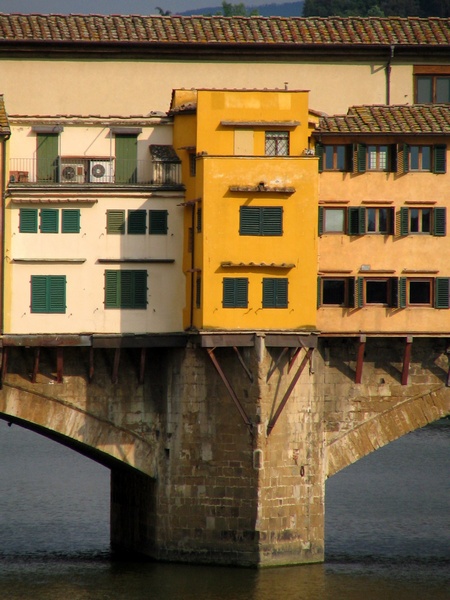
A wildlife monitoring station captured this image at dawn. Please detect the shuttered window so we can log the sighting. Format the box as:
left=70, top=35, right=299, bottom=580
left=40, top=208, right=59, bottom=233
left=31, top=275, right=66, bottom=313
left=222, top=278, right=248, bottom=308
left=400, top=207, right=446, bottom=236
left=240, top=207, right=283, bottom=236
left=19, top=208, right=38, bottom=233
left=435, top=278, right=450, bottom=309
left=107, top=210, right=126, bottom=234
left=104, top=270, right=147, bottom=309
left=127, top=210, right=146, bottom=234
left=149, top=210, right=168, bottom=235
left=61, top=209, right=80, bottom=233
left=262, top=278, right=288, bottom=308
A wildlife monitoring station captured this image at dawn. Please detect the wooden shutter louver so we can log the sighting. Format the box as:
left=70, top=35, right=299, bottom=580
left=61, top=209, right=80, bottom=233
left=20, top=208, right=38, bottom=233
left=399, top=277, right=407, bottom=308
left=433, top=145, right=447, bottom=174
left=348, top=207, right=366, bottom=235
left=433, top=207, right=446, bottom=236
left=149, top=210, right=168, bottom=234
left=400, top=207, right=409, bottom=236
left=128, top=210, right=146, bottom=234
left=105, top=270, right=120, bottom=307
left=316, top=143, right=324, bottom=172
left=262, top=207, right=283, bottom=236
left=40, top=208, right=59, bottom=233
left=435, top=278, right=450, bottom=308
left=107, top=210, right=125, bottom=234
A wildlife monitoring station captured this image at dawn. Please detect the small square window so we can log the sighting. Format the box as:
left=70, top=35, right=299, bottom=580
left=409, top=279, right=431, bottom=305
left=322, top=279, right=346, bottom=305
left=322, top=208, right=345, bottom=233
left=262, top=278, right=288, bottom=308
left=265, top=131, right=289, bottom=156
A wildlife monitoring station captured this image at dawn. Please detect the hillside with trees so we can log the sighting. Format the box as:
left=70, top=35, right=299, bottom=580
left=302, top=0, right=450, bottom=17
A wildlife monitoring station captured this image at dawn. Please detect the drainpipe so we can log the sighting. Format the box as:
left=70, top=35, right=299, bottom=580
left=1, top=133, right=11, bottom=334
left=386, top=45, right=395, bottom=105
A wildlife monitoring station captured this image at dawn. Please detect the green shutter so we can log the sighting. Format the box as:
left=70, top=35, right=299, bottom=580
left=316, top=143, right=324, bottom=172
left=128, top=210, right=146, bottom=234
left=357, top=277, right=364, bottom=308
left=240, top=206, right=261, bottom=235
left=402, top=144, right=410, bottom=173
left=105, top=270, right=120, bottom=308
left=348, top=207, right=365, bottom=235
left=223, top=278, right=236, bottom=307
left=149, top=210, right=168, bottom=234
left=435, top=278, right=450, bottom=309
left=263, top=278, right=287, bottom=308
left=31, top=275, right=65, bottom=313
left=261, top=207, right=282, bottom=236
left=120, top=271, right=135, bottom=308
left=196, top=207, right=202, bottom=233
left=433, top=145, right=446, bottom=174
left=433, top=207, right=446, bottom=236
left=357, top=143, right=366, bottom=173
left=399, top=277, right=407, bottom=308
left=132, top=270, right=148, bottom=309
left=223, top=278, right=248, bottom=308
left=40, top=209, right=59, bottom=233
left=37, top=133, right=58, bottom=182
left=400, top=207, right=409, bottom=236
left=115, top=134, right=138, bottom=183
left=262, top=278, right=275, bottom=307
left=61, top=209, right=80, bottom=233
left=318, top=207, right=324, bottom=235
left=107, top=210, right=125, bottom=234
left=19, top=208, right=38, bottom=233
left=195, top=276, right=201, bottom=308
left=317, top=276, right=322, bottom=308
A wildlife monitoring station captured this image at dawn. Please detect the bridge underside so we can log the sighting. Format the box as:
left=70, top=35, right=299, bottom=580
left=0, top=335, right=448, bottom=567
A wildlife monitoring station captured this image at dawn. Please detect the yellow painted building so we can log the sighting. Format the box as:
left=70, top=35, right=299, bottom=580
left=313, top=104, right=450, bottom=335
left=172, top=89, right=319, bottom=331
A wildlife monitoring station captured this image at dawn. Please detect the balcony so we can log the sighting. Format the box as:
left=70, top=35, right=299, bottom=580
left=9, top=157, right=182, bottom=187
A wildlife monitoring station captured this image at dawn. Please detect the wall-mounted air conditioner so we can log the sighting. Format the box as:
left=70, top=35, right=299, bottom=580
left=89, top=160, right=114, bottom=183
left=61, top=162, right=85, bottom=183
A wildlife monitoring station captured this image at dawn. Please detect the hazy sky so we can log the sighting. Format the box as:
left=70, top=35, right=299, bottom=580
left=0, top=0, right=293, bottom=15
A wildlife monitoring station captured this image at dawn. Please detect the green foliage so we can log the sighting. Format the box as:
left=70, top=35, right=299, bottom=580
left=155, top=7, right=172, bottom=15
left=302, top=0, right=449, bottom=17
left=219, top=2, right=259, bottom=16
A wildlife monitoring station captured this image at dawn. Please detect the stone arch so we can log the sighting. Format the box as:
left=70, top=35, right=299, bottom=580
left=0, top=381, right=157, bottom=477
left=325, top=385, right=450, bottom=478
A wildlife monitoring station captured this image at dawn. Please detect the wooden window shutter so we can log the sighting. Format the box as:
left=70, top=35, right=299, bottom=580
left=48, top=276, right=66, bottom=313
left=61, top=209, right=80, bottom=233
left=357, top=143, right=366, bottom=173
left=435, top=278, right=450, bottom=309
left=196, top=207, right=202, bottom=233
left=318, top=207, right=324, bottom=235
left=261, top=207, right=282, bottom=236
left=20, top=208, right=38, bottom=233
left=127, top=210, right=146, bottom=234
left=195, top=276, right=201, bottom=308
left=223, top=278, right=236, bottom=307
left=398, top=144, right=410, bottom=174
left=40, top=208, right=59, bottom=233
left=235, top=278, right=248, bottom=307
left=315, top=143, right=324, bottom=172
left=433, top=207, right=446, bottom=236
left=107, top=210, right=125, bottom=234
left=400, top=207, right=409, bottom=236
left=275, top=279, right=288, bottom=307
left=105, top=270, right=120, bottom=308
left=31, top=276, right=48, bottom=313
left=263, top=278, right=288, bottom=308
left=262, top=278, right=275, bottom=307
left=240, top=206, right=261, bottom=235
left=399, top=277, right=407, bottom=308
left=149, top=210, right=168, bottom=234
left=433, top=145, right=447, bottom=174
left=317, top=276, right=322, bottom=308
left=132, top=270, right=148, bottom=308
left=357, top=277, right=364, bottom=308
left=348, top=207, right=365, bottom=235
left=223, top=278, right=248, bottom=308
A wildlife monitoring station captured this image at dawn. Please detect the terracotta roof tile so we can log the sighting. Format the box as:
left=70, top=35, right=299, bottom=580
left=0, top=15, right=448, bottom=46
left=317, top=105, right=450, bottom=135
left=0, top=95, right=10, bottom=135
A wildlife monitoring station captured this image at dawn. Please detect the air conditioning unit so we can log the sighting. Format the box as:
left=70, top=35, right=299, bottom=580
left=89, top=160, right=114, bottom=183
left=61, top=162, right=85, bottom=183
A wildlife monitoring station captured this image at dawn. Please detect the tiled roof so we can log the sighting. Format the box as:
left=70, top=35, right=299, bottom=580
left=0, top=14, right=448, bottom=47
left=317, top=105, right=450, bottom=135
left=0, top=95, right=10, bottom=135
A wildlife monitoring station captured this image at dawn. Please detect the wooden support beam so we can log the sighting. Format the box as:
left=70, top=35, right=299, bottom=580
left=207, top=348, right=253, bottom=435
left=89, top=347, right=95, bottom=383
left=112, top=348, right=121, bottom=384
left=355, top=335, right=366, bottom=384
left=402, top=336, right=413, bottom=386
left=56, top=347, right=64, bottom=383
left=139, top=347, right=146, bottom=385
left=233, top=346, right=253, bottom=382
left=32, top=347, right=40, bottom=383
left=288, top=346, right=302, bottom=373
left=267, top=348, right=314, bottom=436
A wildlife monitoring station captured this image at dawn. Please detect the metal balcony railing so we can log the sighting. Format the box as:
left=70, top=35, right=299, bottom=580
left=9, top=157, right=182, bottom=186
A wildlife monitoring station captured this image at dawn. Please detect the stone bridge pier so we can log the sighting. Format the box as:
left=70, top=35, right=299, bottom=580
left=0, top=334, right=448, bottom=567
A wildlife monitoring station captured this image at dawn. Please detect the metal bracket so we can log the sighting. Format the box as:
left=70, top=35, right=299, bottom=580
left=232, top=346, right=253, bottom=382
left=207, top=348, right=253, bottom=435
left=267, top=348, right=314, bottom=436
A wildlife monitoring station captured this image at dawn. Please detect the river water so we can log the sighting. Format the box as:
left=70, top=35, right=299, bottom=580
left=0, top=419, right=448, bottom=600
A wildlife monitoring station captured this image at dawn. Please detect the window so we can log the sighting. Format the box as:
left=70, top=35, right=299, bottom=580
left=399, top=144, right=446, bottom=174
left=262, top=278, right=288, bottom=308
left=318, top=207, right=346, bottom=234
left=347, top=207, right=394, bottom=235
left=240, top=206, right=283, bottom=236
left=319, top=278, right=355, bottom=307
left=104, top=270, right=147, bottom=309
left=196, top=207, right=202, bottom=233
left=399, top=278, right=432, bottom=307
left=319, top=144, right=351, bottom=171
left=195, top=276, right=201, bottom=309
left=31, top=275, right=66, bottom=313
left=410, top=146, right=431, bottom=171
left=265, top=131, right=289, bottom=156
left=19, top=208, right=80, bottom=234
left=149, top=210, right=168, bottom=235
left=400, top=207, right=446, bottom=236
left=222, top=278, right=248, bottom=308
left=416, top=75, right=450, bottom=103
left=367, top=145, right=389, bottom=171
left=363, top=278, right=395, bottom=305
left=127, top=210, right=146, bottom=234
left=189, top=153, right=197, bottom=177
left=107, top=210, right=125, bottom=234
